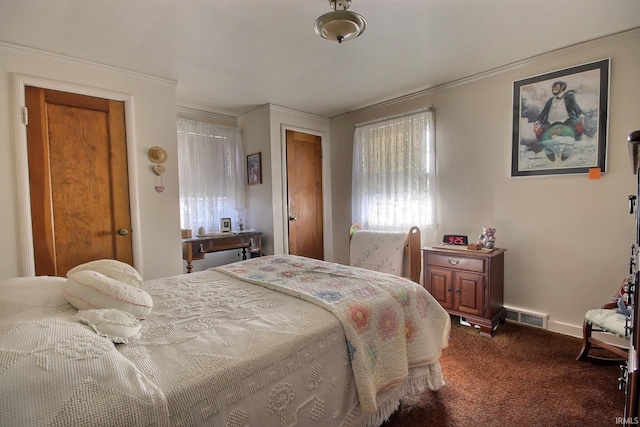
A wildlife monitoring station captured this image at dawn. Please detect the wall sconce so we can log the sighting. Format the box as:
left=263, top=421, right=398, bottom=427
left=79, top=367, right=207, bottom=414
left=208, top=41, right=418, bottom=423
left=147, top=146, right=167, bottom=193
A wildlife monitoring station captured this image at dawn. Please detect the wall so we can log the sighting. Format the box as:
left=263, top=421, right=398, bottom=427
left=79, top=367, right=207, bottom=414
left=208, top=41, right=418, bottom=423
left=240, top=105, right=333, bottom=260
left=174, top=106, right=248, bottom=272
left=239, top=105, right=273, bottom=255
left=329, top=29, right=640, bottom=337
left=173, top=103, right=333, bottom=269
left=0, top=43, right=184, bottom=280
left=176, top=106, right=238, bottom=129
left=175, top=104, right=332, bottom=270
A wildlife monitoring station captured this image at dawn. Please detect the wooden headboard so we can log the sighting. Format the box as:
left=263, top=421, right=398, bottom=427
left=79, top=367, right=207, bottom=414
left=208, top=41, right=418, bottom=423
left=349, top=223, right=422, bottom=283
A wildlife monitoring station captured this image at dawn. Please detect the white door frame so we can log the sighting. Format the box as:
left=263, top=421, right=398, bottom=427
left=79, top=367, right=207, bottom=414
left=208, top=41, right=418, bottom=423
left=278, top=124, right=333, bottom=261
left=12, top=74, right=142, bottom=276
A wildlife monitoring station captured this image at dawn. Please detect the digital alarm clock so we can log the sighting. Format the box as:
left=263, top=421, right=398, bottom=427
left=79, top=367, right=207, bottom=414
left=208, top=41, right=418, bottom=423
left=442, top=234, right=469, bottom=246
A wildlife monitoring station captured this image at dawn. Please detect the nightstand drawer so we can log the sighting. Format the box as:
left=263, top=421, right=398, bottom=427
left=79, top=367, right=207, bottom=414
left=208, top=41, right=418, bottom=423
left=426, top=253, right=485, bottom=273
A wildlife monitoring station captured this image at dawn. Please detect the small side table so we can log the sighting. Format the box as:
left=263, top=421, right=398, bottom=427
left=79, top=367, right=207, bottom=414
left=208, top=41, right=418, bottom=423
left=182, top=232, right=263, bottom=273
left=423, top=246, right=506, bottom=337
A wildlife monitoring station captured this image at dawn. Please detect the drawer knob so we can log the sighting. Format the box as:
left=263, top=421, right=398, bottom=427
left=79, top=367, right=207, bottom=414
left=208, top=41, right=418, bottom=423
left=448, top=259, right=459, bottom=265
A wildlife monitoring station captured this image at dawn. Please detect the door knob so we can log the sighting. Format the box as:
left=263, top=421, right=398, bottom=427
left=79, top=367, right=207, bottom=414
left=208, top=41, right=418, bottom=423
left=289, top=215, right=297, bottom=221
left=117, top=228, right=129, bottom=236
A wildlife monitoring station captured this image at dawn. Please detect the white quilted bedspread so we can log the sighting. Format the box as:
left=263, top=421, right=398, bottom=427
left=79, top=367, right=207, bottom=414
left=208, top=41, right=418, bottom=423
left=216, top=255, right=451, bottom=413
left=0, top=277, right=169, bottom=426
left=0, top=258, right=449, bottom=427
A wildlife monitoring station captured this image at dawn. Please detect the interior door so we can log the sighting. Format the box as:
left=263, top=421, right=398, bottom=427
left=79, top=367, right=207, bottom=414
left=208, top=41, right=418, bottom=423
left=25, top=86, right=133, bottom=276
left=286, top=130, right=324, bottom=260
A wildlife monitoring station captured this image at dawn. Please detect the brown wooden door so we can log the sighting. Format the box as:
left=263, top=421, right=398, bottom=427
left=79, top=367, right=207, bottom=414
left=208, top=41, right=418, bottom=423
left=286, top=130, right=324, bottom=260
left=25, top=86, right=133, bottom=276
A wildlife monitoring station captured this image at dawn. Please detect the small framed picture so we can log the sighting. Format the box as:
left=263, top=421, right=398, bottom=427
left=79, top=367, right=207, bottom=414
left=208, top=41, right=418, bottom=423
left=247, top=152, right=262, bottom=185
left=220, top=218, right=232, bottom=232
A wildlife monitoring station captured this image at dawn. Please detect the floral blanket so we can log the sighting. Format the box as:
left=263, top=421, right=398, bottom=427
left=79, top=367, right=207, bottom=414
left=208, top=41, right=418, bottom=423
left=215, top=255, right=450, bottom=413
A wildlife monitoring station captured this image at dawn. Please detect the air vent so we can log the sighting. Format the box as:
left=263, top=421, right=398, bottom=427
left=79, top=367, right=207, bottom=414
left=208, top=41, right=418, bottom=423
left=505, top=310, right=519, bottom=322
left=504, top=306, right=548, bottom=329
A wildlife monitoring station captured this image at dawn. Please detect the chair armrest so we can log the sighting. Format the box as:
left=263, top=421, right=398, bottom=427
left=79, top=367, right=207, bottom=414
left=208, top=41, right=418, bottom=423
left=601, top=302, right=617, bottom=310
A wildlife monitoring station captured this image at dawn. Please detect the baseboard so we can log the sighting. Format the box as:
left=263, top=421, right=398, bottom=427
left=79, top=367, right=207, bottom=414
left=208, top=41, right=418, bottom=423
left=548, top=320, right=629, bottom=349
left=502, top=306, right=629, bottom=349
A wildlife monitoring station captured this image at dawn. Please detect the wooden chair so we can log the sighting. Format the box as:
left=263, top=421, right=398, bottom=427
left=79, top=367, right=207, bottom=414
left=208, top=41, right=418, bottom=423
left=576, top=302, right=630, bottom=365
left=348, top=223, right=421, bottom=283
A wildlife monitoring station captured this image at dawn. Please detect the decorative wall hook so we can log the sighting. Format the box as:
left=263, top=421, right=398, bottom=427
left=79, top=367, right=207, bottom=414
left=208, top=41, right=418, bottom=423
left=152, top=164, right=166, bottom=176
left=147, top=146, right=167, bottom=193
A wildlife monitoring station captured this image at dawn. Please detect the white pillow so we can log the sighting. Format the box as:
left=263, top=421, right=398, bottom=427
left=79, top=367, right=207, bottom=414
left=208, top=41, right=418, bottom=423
left=64, top=270, right=153, bottom=319
left=67, top=259, right=143, bottom=288
left=75, top=308, right=142, bottom=343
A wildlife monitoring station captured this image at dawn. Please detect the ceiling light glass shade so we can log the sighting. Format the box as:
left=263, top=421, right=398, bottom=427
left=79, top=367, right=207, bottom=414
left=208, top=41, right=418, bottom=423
left=314, top=10, right=366, bottom=43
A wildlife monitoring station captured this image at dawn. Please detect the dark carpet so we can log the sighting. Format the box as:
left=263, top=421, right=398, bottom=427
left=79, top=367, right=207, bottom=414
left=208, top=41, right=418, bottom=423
left=383, top=318, right=626, bottom=427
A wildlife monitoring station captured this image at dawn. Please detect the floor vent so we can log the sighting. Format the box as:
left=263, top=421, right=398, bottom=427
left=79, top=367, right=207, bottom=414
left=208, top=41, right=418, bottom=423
left=504, top=306, right=548, bottom=329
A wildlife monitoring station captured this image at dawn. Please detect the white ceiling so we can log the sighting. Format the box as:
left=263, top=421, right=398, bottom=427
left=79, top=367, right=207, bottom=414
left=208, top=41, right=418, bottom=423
left=1, top=0, right=639, bottom=118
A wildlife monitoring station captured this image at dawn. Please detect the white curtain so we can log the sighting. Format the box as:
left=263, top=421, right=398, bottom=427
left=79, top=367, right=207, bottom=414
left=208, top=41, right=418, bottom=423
left=177, top=119, right=246, bottom=233
left=352, top=108, right=436, bottom=232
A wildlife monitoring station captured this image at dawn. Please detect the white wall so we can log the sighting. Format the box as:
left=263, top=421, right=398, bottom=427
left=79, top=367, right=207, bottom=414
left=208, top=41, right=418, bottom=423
left=239, top=105, right=273, bottom=255
left=329, top=29, right=640, bottom=337
left=174, top=106, right=248, bottom=272
left=175, top=104, right=333, bottom=269
left=240, top=105, right=333, bottom=260
left=174, top=104, right=333, bottom=270
left=0, top=43, right=183, bottom=280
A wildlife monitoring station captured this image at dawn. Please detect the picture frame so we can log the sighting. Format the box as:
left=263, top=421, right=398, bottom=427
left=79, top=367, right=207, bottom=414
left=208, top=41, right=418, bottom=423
left=511, top=59, right=610, bottom=177
left=220, top=217, right=232, bottom=232
left=247, top=152, right=262, bottom=185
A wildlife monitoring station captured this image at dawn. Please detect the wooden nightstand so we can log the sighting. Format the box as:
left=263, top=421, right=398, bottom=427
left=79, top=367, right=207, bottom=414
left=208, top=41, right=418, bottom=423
left=423, top=246, right=507, bottom=337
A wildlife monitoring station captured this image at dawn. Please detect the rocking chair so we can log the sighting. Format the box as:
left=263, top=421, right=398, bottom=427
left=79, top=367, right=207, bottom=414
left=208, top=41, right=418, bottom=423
left=576, top=301, right=630, bottom=365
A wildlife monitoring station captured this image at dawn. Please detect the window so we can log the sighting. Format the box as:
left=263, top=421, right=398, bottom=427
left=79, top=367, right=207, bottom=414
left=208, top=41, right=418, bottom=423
left=177, top=119, right=246, bottom=233
left=351, top=109, right=436, bottom=231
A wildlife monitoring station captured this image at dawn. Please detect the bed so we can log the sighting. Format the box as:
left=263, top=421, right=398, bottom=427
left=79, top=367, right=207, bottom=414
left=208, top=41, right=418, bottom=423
left=0, top=254, right=450, bottom=426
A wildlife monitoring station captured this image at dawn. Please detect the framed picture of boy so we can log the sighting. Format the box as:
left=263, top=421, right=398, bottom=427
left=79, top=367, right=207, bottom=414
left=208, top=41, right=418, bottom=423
left=511, top=59, right=610, bottom=177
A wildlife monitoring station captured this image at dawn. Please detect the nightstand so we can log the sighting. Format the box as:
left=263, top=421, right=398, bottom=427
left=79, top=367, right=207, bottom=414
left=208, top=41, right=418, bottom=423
left=423, top=246, right=507, bottom=337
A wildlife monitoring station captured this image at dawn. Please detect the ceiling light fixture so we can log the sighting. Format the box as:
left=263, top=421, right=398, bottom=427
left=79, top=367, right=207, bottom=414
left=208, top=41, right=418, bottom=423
left=314, top=0, right=366, bottom=44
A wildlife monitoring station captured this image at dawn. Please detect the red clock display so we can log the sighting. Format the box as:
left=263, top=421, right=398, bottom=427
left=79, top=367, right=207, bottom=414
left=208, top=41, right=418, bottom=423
left=443, top=234, right=468, bottom=245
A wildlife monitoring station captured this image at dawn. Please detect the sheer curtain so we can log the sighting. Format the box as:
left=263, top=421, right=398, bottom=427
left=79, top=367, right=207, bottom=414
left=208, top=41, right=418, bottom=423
left=352, top=108, right=436, bottom=232
left=177, top=119, right=246, bottom=233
